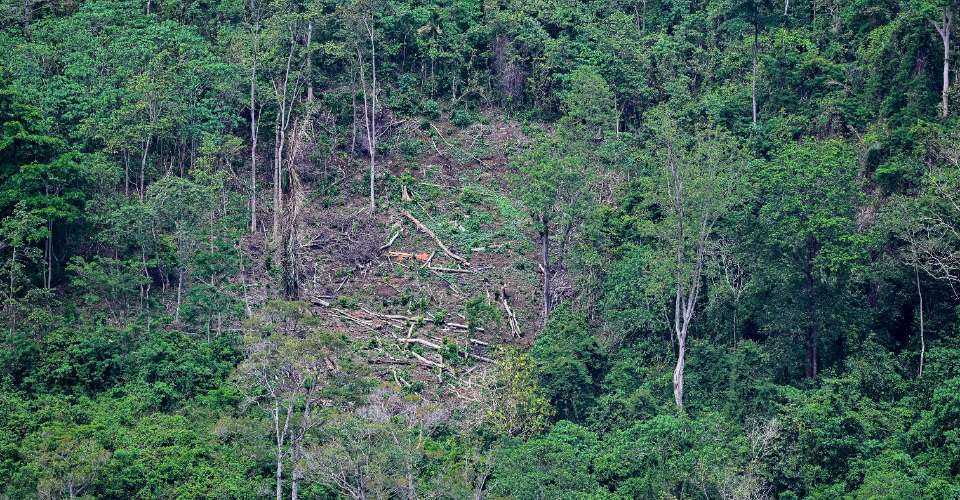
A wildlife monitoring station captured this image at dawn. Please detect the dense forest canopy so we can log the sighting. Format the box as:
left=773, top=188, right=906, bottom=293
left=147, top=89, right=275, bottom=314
left=1, top=0, right=959, bottom=497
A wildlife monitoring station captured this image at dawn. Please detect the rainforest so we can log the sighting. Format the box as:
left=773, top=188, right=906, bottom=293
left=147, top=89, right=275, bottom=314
left=1, top=0, right=959, bottom=498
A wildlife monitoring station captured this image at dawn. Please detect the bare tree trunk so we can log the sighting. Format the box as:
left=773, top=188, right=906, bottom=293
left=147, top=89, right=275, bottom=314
left=10, top=246, right=17, bottom=299
left=803, top=244, right=818, bottom=379
left=250, top=21, right=259, bottom=233
left=915, top=263, right=925, bottom=377
left=539, top=219, right=552, bottom=317
left=291, top=468, right=300, bottom=500
left=672, top=269, right=702, bottom=409
left=273, top=119, right=284, bottom=244
left=272, top=30, right=297, bottom=245
left=45, top=220, right=52, bottom=288
left=175, top=267, right=184, bottom=324
left=732, top=302, right=738, bottom=344
left=276, top=418, right=284, bottom=500
left=369, top=26, right=377, bottom=212
left=351, top=70, right=358, bottom=154
left=752, top=23, right=759, bottom=125
left=306, top=21, right=314, bottom=103
left=673, top=335, right=686, bottom=407
left=356, top=20, right=378, bottom=211
left=140, top=135, right=151, bottom=201
left=641, top=0, right=646, bottom=31
left=275, top=404, right=292, bottom=500
left=934, top=9, right=953, bottom=118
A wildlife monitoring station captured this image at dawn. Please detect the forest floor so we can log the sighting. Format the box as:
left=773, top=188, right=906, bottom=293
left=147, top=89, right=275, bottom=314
left=249, top=112, right=543, bottom=404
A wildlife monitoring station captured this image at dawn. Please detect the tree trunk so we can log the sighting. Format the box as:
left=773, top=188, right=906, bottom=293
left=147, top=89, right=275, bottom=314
left=732, top=301, right=739, bottom=345
left=274, top=405, right=286, bottom=500
left=272, top=31, right=296, bottom=246
left=803, top=241, right=818, bottom=379
left=10, top=246, right=17, bottom=298
left=306, top=21, right=314, bottom=102
left=673, top=335, right=686, bottom=408
left=140, top=135, right=151, bottom=201
left=174, top=267, right=184, bottom=324
left=367, top=22, right=378, bottom=211
left=751, top=21, right=759, bottom=125
left=540, top=220, right=552, bottom=317
left=291, top=468, right=299, bottom=500
left=275, top=446, right=283, bottom=500
left=249, top=24, right=259, bottom=233
left=672, top=274, right=688, bottom=408
left=45, top=219, right=52, bottom=289
left=273, top=119, right=284, bottom=244
left=934, top=10, right=952, bottom=118
left=357, top=50, right=374, bottom=211
left=916, top=264, right=925, bottom=377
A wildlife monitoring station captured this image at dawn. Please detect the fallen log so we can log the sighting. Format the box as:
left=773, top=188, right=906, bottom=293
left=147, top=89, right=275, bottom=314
left=396, top=337, right=493, bottom=363
left=428, top=266, right=474, bottom=274
left=399, top=209, right=469, bottom=266
left=500, top=285, right=521, bottom=339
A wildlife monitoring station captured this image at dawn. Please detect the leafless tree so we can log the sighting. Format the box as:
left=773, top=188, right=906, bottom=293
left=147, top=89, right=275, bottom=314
left=716, top=238, right=750, bottom=344
left=355, top=17, right=379, bottom=211
left=307, top=389, right=440, bottom=500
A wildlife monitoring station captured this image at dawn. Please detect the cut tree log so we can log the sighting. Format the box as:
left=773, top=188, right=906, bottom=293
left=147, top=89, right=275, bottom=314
left=500, top=285, right=522, bottom=339
left=399, top=208, right=469, bottom=266
left=397, top=337, right=493, bottom=363
left=428, top=266, right=475, bottom=274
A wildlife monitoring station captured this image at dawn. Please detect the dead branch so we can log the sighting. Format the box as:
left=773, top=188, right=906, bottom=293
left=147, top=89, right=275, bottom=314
left=430, top=122, right=486, bottom=166
left=379, top=225, right=402, bottom=251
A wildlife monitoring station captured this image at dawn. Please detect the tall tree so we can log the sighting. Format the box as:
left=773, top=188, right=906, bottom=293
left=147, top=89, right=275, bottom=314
left=753, top=140, right=862, bottom=379
left=515, top=67, right=615, bottom=318
left=261, top=5, right=315, bottom=244
left=729, top=0, right=777, bottom=125
left=516, top=134, right=590, bottom=318
left=645, top=108, right=744, bottom=408
left=246, top=0, right=264, bottom=233
left=338, top=0, right=381, bottom=211
left=926, top=0, right=957, bottom=117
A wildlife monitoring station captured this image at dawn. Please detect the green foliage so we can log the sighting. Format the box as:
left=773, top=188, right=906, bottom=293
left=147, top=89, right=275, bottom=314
left=464, top=294, right=501, bottom=334
left=2, top=0, right=960, bottom=497
left=531, top=304, right=603, bottom=422
left=489, top=421, right=602, bottom=499
left=483, top=348, right=554, bottom=439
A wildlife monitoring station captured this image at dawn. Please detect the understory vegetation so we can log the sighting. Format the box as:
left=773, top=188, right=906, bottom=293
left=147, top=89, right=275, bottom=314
left=1, top=0, right=960, bottom=497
